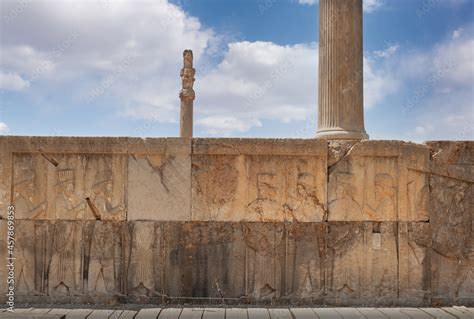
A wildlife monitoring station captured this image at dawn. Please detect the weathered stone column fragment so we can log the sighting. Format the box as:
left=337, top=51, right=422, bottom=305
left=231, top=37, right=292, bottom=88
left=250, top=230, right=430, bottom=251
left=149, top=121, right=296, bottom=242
left=179, top=50, right=195, bottom=138
left=316, top=0, right=369, bottom=140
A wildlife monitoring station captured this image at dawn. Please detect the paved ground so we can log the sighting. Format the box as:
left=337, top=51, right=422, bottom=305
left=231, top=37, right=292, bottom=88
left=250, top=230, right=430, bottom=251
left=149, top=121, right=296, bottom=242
left=0, top=307, right=473, bottom=319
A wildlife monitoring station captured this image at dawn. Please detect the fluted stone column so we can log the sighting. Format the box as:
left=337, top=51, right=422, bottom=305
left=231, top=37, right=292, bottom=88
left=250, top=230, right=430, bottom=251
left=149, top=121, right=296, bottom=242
left=179, top=50, right=195, bottom=138
left=316, top=0, right=369, bottom=140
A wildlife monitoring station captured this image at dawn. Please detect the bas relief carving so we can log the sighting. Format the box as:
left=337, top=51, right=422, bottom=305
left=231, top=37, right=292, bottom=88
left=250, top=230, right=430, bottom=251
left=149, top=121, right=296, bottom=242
left=326, top=222, right=398, bottom=304
left=328, top=156, right=399, bottom=221
left=126, top=222, right=158, bottom=297
left=286, top=224, right=325, bottom=299
left=86, top=221, right=123, bottom=296
left=12, top=153, right=127, bottom=220
left=244, top=223, right=284, bottom=300
left=192, top=154, right=326, bottom=222
left=48, top=221, right=83, bottom=297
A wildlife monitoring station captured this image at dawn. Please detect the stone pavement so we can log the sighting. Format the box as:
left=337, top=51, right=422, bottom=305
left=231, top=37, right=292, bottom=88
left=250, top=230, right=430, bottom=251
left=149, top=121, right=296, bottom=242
left=1, top=307, right=473, bottom=319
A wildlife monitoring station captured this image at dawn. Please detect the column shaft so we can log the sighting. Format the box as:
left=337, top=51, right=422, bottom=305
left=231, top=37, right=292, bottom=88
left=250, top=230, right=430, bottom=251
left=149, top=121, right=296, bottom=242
left=316, top=0, right=368, bottom=140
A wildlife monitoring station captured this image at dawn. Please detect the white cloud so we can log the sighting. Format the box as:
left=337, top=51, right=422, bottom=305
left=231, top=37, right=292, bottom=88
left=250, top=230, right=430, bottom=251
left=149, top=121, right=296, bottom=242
left=1, top=0, right=213, bottom=124
left=0, top=122, right=9, bottom=134
left=373, top=44, right=399, bottom=59
left=0, top=71, right=30, bottom=91
left=397, top=29, right=474, bottom=141
left=363, top=57, right=399, bottom=109
left=196, top=41, right=318, bottom=134
left=297, top=0, right=384, bottom=13
left=452, top=28, right=464, bottom=39
left=363, top=0, right=384, bottom=13
left=297, top=0, right=317, bottom=4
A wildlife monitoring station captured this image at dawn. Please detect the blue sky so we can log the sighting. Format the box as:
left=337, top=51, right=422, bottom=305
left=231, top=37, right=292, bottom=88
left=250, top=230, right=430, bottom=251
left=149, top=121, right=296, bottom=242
left=0, top=0, right=473, bottom=141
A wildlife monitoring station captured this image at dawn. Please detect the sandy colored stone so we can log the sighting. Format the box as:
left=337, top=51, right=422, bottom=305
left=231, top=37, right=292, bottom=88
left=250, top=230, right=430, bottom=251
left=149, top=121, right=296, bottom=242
left=429, top=141, right=473, bottom=306
left=317, top=0, right=368, bottom=140
left=124, top=221, right=162, bottom=298
left=11, top=153, right=127, bottom=220
left=127, top=139, right=191, bottom=221
left=0, top=137, right=9, bottom=219
left=179, top=50, right=195, bottom=138
left=398, top=222, right=431, bottom=306
left=285, top=223, right=325, bottom=301
left=162, top=222, right=246, bottom=299
left=192, top=139, right=327, bottom=222
left=325, top=222, right=398, bottom=305
left=328, top=141, right=429, bottom=221
left=0, top=220, right=7, bottom=302
left=85, top=221, right=123, bottom=296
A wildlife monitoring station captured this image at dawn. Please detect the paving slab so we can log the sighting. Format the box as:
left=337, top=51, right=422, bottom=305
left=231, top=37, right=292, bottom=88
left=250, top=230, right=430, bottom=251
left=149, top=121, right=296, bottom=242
left=419, top=308, right=457, bottom=318
left=247, top=309, right=270, bottom=319
left=179, top=309, right=203, bottom=319
left=203, top=308, right=225, bottom=319
left=87, top=309, right=115, bottom=319
left=357, top=308, right=389, bottom=319
left=442, top=307, right=474, bottom=319
left=108, top=310, right=124, bottom=319
left=268, top=309, right=292, bottom=319
left=289, top=308, right=318, bottom=319
left=377, top=308, right=411, bottom=319
left=119, top=310, right=138, bottom=319
left=64, top=309, right=93, bottom=319
left=312, top=308, right=342, bottom=319
left=225, top=308, right=247, bottom=319
left=158, top=308, right=182, bottom=319
left=136, top=308, right=163, bottom=319
left=398, top=308, right=433, bottom=319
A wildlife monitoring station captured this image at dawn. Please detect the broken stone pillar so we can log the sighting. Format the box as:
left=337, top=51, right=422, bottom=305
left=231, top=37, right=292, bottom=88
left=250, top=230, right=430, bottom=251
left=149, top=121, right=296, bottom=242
left=179, top=50, right=195, bottom=138
left=316, top=0, right=369, bottom=140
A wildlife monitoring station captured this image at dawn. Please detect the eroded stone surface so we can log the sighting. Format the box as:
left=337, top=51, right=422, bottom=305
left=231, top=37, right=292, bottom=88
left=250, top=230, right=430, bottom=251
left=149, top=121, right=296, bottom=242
left=328, top=141, right=429, bottom=221
left=398, top=222, right=431, bottom=306
left=192, top=139, right=327, bottom=222
left=429, top=141, right=473, bottom=306
left=325, top=222, right=398, bottom=306
left=0, top=137, right=472, bottom=306
left=127, top=139, right=191, bottom=221
left=12, top=153, right=127, bottom=220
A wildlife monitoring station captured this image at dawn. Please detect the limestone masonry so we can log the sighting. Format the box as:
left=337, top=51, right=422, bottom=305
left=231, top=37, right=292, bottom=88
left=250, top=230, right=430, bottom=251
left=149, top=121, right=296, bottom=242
left=0, top=137, right=472, bottom=306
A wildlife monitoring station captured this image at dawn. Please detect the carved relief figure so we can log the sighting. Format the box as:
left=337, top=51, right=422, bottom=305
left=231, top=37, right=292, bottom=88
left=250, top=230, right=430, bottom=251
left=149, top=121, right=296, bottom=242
left=88, top=222, right=121, bottom=295
left=286, top=173, right=325, bottom=222
left=127, top=223, right=156, bottom=296
left=367, top=173, right=396, bottom=219
left=408, top=178, right=429, bottom=219
left=247, top=173, right=284, bottom=221
left=53, top=169, right=85, bottom=220
left=244, top=224, right=283, bottom=300
left=91, top=170, right=126, bottom=220
left=14, top=222, right=38, bottom=294
left=14, top=170, right=47, bottom=219
left=292, top=226, right=324, bottom=298
left=328, top=173, right=361, bottom=220
left=327, top=224, right=364, bottom=299
left=49, top=222, right=81, bottom=296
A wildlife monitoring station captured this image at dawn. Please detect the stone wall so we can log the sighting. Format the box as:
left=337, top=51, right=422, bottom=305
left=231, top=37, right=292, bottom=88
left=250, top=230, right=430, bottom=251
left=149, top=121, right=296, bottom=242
left=0, top=137, right=472, bottom=306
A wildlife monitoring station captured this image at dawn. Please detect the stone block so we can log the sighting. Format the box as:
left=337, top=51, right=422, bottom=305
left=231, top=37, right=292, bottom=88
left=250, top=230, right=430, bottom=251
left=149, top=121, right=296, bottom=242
left=284, top=223, right=326, bottom=302
left=162, top=222, right=246, bottom=299
left=11, top=153, right=127, bottom=220
left=127, top=139, right=191, bottom=221
left=328, top=141, right=429, bottom=221
left=84, top=221, right=124, bottom=297
left=429, top=141, right=473, bottom=306
left=192, top=139, right=327, bottom=222
left=398, top=222, right=431, bottom=306
left=123, top=221, right=163, bottom=300
left=325, top=222, right=398, bottom=305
